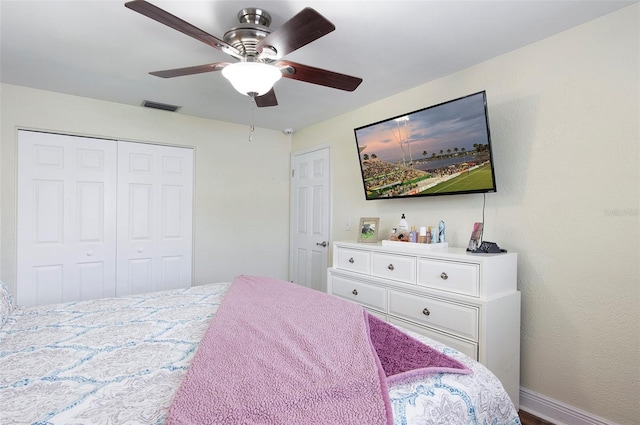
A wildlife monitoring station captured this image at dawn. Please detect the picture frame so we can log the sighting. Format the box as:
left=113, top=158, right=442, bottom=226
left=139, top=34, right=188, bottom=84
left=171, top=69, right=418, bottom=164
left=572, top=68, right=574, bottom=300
left=467, top=222, right=484, bottom=251
left=357, top=217, right=380, bottom=243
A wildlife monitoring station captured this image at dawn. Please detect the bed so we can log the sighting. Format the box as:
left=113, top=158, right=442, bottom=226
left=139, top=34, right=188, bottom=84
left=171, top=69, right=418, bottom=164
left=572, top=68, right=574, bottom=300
left=0, top=277, right=521, bottom=424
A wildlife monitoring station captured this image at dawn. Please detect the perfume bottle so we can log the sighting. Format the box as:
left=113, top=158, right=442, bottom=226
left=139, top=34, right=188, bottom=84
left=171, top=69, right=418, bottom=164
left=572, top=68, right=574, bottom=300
left=439, top=220, right=446, bottom=243
left=409, top=226, right=417, bottom=243
left=418, top=226, right=427, bottom=243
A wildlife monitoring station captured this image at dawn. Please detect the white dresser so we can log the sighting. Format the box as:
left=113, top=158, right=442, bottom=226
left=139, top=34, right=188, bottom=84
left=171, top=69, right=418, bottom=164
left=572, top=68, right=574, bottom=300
left=327, top=240, right=521, bottom=408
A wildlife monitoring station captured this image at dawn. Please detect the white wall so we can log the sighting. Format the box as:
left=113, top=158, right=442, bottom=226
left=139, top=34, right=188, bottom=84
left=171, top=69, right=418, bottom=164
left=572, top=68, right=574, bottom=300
left=292, top=5, right=639, bottom=424
left=0, top=84, right=292, bottom=295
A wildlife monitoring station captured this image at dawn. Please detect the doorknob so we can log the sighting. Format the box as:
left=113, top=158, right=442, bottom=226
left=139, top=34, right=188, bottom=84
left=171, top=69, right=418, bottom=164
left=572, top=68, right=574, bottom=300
left=316, top=241, right=327, bottom=247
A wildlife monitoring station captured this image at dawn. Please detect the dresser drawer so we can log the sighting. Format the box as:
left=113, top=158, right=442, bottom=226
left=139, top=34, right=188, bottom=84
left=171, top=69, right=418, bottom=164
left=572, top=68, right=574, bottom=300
left=335, top=247, right=371, bottom=274
left=388, top=290, right=478, bottom=341
left=330, top=275, right=386, bottom=311
left=389, top=317, right=478, bottom=360
left=417, top=258, right=479, bottom=297
left=372, top=253, right=416, bottom=284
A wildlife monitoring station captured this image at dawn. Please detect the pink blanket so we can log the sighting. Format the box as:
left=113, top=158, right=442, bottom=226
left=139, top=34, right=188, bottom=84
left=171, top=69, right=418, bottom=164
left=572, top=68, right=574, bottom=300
left=367, top=313, right=471, bottom=385
left=166, top=276, right=469, bottom=425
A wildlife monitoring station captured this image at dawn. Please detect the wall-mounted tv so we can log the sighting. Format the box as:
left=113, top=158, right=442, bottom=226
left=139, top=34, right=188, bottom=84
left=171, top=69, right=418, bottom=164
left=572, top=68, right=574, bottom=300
left=353, top=91, right=497, bottom=200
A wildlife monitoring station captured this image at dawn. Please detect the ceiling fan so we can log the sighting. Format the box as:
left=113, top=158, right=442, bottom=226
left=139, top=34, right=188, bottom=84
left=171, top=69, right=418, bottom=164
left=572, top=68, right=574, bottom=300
left=125, top=0, right=363, bottom=107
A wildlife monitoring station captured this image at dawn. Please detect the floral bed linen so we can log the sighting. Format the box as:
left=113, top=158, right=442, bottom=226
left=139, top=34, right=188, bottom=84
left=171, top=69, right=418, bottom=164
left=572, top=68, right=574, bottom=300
left=0, top=282, right=520, bottom=425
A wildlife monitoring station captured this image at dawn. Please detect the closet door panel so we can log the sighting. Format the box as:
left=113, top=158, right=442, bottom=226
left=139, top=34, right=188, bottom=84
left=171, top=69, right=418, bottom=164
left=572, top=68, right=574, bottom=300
left=126, top=258, right=153, bottom=295
left=31, top=265, right=64, bottom=305
left=129, top=183, right=153, bottom=239
left=116, top=142, right=193, bottom=296
left=162, top=185, right=183, bottom=237
left=17, top=131, right=117, bottom=306
left=77, top=262, right=107, bottom=300
left=161, top=255, right=183, bottom=288
left=34, top=179, right=64, bottom=243
left=77, top=181, right=105, bottom=242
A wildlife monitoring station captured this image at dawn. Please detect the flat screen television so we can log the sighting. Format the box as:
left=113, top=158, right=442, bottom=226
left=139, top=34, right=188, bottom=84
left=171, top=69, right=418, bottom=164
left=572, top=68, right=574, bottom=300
left=353, top=91, right=497, bottom=200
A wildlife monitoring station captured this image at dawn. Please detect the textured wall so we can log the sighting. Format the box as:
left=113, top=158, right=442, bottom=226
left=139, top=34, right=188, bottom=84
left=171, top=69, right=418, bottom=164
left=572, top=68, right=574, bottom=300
left=293, top=5, right=639, bottom=423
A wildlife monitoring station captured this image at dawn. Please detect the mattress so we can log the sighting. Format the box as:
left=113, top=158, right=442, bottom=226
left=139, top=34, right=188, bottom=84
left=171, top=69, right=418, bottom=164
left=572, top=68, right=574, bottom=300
left=0, top=281, right=520, bottom=424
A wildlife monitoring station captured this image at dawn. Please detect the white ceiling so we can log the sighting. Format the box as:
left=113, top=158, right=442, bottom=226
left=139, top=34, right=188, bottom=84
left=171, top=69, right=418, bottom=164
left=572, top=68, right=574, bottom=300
left=0, top=0, right=634, bottom=132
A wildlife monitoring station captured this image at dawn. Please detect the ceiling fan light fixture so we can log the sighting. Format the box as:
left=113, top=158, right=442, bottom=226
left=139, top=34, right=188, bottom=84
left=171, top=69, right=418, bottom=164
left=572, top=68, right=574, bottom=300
left=222, top=62, right=282, bottom=97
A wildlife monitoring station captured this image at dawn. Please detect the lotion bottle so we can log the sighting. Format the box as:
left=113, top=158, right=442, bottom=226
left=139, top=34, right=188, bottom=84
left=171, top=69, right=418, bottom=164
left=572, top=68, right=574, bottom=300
left=398, top=214, right=409, bottom=234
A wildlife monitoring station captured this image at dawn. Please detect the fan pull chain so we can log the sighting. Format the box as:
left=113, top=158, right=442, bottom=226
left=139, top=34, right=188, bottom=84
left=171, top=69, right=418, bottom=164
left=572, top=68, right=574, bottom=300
left=248, top=96, right=256, bottom=142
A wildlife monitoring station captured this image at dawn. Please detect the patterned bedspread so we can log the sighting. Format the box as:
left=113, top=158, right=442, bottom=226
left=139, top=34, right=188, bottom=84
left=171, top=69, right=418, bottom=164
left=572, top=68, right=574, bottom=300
left=0, top=282, right=520, bottom=425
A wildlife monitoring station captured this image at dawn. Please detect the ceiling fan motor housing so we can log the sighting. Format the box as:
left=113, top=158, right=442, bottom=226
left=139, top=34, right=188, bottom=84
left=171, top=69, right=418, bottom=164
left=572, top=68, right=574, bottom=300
left=224, top=8, right=274, bottom=60
left=238, top=8, right=271, bottom=26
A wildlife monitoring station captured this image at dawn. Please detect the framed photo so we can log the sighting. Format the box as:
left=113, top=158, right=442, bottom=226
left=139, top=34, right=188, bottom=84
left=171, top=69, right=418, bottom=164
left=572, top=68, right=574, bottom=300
left=467, top=222, right=483, bottom=251
left=358, top=217, right=380, bottom=243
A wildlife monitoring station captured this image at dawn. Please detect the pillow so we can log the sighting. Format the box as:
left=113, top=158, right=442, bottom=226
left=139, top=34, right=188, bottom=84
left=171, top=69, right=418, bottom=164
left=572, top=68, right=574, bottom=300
left=0, top=281, right=15, bottom=328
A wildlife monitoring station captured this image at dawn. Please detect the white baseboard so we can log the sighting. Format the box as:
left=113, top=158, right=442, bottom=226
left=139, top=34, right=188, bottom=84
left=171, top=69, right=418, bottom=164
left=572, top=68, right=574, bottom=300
left=519, top=387, right=618, bottom=425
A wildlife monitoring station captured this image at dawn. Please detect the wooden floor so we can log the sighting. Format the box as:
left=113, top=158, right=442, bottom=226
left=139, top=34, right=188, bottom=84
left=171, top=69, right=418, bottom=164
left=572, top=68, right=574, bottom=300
left=519, top=410, right=555, bottom=425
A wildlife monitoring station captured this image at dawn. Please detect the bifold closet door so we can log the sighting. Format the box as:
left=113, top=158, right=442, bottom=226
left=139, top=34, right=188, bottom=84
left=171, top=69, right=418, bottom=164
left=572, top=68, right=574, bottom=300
left=17, top=131, right=118, bottom=306
left=116, top=142, right=193, bottom=296
left=17, top=131, right=194, bottom=306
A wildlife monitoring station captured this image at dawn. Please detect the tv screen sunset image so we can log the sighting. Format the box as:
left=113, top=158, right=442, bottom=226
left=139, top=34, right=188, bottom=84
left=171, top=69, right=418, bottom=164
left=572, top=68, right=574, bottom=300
left=354, top=92, right=496, bottom=200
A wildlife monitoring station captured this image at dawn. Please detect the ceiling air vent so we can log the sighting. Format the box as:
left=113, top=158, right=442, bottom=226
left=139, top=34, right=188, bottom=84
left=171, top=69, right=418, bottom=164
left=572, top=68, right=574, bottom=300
left=142, top=100, right=181, bottom=112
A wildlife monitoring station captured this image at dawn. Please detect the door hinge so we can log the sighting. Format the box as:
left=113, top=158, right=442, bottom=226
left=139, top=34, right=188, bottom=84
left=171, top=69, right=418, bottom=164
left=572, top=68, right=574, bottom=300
left=291, top=169, right=295, bottom=178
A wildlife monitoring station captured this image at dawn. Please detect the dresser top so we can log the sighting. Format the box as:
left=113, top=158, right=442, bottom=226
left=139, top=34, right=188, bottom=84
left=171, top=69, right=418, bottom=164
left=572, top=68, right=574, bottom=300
left=334, top=240, right=516, bottom=262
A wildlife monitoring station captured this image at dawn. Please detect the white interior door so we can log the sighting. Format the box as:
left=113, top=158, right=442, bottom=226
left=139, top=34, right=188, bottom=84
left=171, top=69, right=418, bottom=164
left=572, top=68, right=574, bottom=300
left=17, top=130, right=117, bottom=306
left=290, top=146, right=330, bottom=291
left=116, top=142, right=193, bottom=296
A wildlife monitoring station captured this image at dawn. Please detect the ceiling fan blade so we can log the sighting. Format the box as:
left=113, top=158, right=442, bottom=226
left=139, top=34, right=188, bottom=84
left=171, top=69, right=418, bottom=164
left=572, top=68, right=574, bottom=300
left=255, top=89, right=278, bottom=107
left=257, top=8, right=335, bottom=59
left=276, top=61, right=362, bottom=92
left=150, top=62, right=230, bottom=78
left=125, top=0, right=241, bottom=58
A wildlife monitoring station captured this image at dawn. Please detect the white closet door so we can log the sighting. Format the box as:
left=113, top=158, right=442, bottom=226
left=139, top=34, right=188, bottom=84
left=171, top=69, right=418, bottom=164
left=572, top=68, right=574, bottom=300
left=17, top=130, right=117, bottom=306
left=116, top=142, right=193, bottom=296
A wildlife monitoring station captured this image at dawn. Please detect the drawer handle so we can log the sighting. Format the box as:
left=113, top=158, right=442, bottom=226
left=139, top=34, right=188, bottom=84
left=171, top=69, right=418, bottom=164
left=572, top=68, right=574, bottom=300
left=352, top=289, right=358, bottom=296
left=348, top=257, right=355, bottom=264
left=422, top=307, right=431, bottom=316
left=388, top=264, right=395, bottom=271
left=440, top=272, right=448, bottom=280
